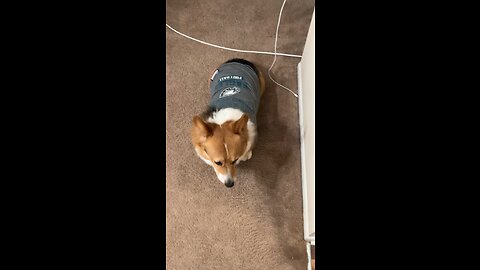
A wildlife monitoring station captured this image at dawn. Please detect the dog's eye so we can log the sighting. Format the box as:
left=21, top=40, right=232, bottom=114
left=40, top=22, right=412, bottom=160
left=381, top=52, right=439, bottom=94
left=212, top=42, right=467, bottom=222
left=215, top=161, right=223, bottom=166
left=231, top=159, right=238, bottom=164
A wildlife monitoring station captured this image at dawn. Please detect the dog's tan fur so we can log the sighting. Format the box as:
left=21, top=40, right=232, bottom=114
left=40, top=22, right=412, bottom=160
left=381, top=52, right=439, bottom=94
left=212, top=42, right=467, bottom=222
left=192, top=115, right=249, bottom=179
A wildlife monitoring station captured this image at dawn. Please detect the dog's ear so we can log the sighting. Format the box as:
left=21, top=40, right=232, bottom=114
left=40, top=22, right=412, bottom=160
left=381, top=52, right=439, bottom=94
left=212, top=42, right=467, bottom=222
left=232, top=114, right=249, bottom=134
left=192, top=116, right=214, bottom=141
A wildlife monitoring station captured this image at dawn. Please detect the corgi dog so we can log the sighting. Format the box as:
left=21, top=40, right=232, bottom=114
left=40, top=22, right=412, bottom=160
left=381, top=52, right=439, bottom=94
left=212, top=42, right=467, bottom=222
left=191, top=58, right=265, bottom=188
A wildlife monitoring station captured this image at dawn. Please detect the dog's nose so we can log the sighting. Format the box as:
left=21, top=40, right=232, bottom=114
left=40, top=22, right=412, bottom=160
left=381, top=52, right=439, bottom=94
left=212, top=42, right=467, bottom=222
left=225, top=180, right=234, bottom=188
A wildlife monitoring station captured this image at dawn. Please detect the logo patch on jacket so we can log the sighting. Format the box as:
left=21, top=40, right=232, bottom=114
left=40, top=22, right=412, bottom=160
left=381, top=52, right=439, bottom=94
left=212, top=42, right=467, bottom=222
left=219, top=87, right=240, bottom=98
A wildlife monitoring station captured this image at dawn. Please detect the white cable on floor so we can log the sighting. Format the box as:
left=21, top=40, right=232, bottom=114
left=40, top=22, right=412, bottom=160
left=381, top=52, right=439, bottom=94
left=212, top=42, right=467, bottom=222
left=166, top=0, right=300, bottom=98
left=166, top=24, right=301, bottom=58
left=267, top=0, right=299, bottom=98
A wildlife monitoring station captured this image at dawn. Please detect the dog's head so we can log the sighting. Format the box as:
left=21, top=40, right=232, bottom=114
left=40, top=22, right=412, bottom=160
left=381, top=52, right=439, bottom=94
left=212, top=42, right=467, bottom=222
left=191, top=114, right=249, bottom=188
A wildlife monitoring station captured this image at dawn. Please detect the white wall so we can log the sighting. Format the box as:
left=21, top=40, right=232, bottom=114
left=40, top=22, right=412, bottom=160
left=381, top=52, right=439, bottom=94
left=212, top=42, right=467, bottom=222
left=298, top=10, right=315, bottom=242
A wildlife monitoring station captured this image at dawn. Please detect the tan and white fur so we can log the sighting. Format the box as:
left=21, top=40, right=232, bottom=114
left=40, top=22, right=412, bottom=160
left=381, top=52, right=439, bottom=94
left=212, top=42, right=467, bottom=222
left=191, top=60, right=265, bottom=188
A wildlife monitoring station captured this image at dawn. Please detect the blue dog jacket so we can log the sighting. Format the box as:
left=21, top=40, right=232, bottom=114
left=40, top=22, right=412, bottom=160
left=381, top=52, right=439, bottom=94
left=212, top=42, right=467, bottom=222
left=209, top=62, right=261, bottom=124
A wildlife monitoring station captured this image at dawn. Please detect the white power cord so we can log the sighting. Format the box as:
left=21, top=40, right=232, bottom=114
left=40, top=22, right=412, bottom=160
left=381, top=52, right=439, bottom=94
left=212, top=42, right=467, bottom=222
left=267, top=0, right=298, bottom=98
left=166, top=24, right=300, bottom=59
left=166, top=0, right=299, bottom=98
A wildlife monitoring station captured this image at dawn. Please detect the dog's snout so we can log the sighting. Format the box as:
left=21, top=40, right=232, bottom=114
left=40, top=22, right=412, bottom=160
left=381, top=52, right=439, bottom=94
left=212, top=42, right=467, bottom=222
left=225, top=180, right=234, bottom=188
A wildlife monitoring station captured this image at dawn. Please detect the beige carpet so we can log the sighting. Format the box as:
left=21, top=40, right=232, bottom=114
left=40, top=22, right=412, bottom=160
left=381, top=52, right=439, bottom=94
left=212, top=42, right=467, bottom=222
left=166, top=0, right=314, bottom=269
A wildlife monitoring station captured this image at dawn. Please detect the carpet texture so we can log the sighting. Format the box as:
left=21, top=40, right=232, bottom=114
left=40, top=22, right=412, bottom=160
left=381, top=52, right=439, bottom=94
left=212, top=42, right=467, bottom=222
left=166, top=1, right=314, bottom=269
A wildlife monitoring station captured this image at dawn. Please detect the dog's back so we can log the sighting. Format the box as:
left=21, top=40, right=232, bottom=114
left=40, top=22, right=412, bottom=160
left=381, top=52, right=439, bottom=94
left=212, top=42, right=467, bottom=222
left=224, top=58, right=265, bottom=97
left=209, top=59, right=265, bottom=124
